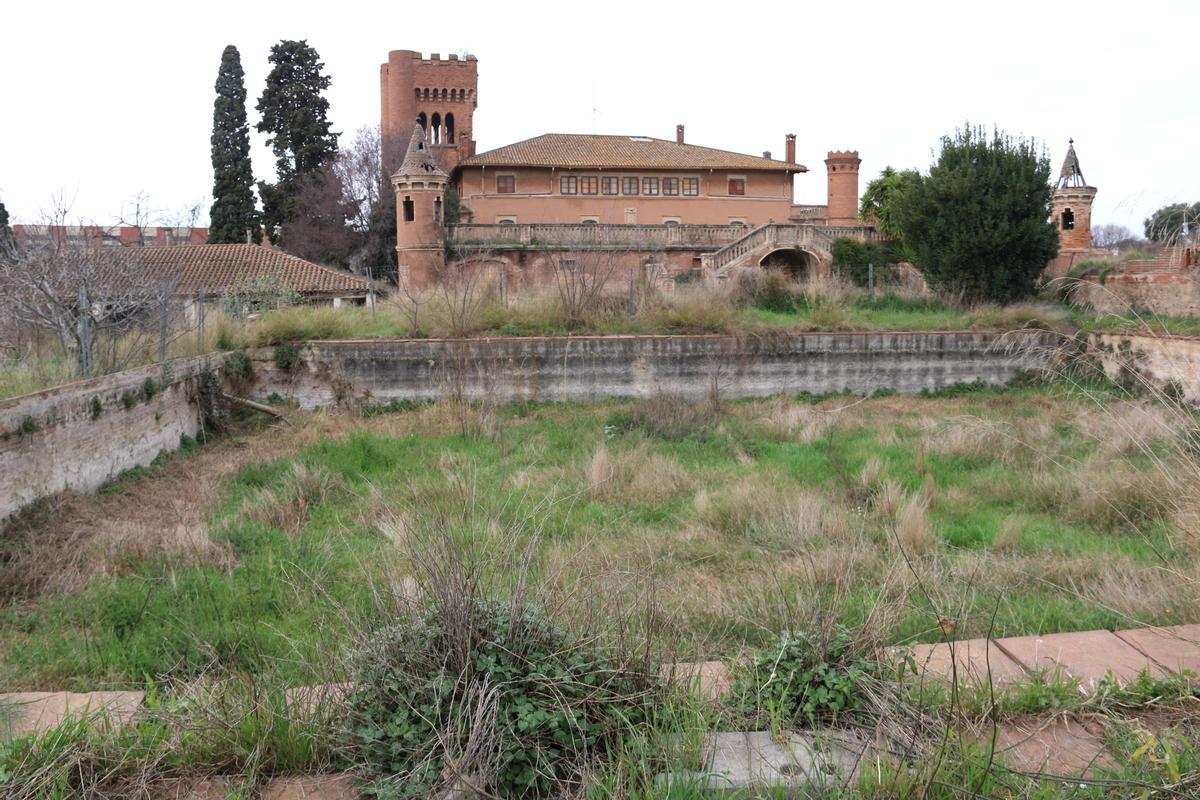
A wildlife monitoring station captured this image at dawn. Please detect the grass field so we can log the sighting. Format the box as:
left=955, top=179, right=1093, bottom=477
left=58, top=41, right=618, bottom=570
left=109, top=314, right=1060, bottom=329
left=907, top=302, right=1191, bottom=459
left=3, top=377, right=1197, bottom=692
left=3, top=376, right=1200, bottom=797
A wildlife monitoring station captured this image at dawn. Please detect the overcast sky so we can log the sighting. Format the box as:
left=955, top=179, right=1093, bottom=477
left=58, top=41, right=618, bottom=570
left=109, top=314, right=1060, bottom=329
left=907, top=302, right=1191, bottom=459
left=2, top=0, right=1196, bottom=234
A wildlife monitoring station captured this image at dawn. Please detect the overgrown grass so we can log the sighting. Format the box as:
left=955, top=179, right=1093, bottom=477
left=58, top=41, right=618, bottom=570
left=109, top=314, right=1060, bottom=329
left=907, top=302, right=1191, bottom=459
left=4, top=378, right=1198, bottom=693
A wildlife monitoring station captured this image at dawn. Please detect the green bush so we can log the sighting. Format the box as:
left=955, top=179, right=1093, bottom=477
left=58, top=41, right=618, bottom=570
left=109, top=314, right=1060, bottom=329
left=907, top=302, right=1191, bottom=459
left=729, top=625, right=894, bottom=726
left=273, top=342, right=301, bottom=373
left=89, top=395, right=103, bottom=420
left=223, top=351, right=252, bottom=382
left=831, top=237, right=890, bottom=287
left=142, top=377, right=158, bottom=401
left=345, top=598, right=654, bottom=798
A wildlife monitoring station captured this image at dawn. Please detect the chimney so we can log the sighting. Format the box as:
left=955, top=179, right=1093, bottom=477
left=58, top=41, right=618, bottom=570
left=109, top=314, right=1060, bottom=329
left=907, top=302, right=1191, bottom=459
left=676, top=124, right=685, bottom=144
left=785, top=133, right=796, bottom=164
left=763, top=151, right=772, bottom=159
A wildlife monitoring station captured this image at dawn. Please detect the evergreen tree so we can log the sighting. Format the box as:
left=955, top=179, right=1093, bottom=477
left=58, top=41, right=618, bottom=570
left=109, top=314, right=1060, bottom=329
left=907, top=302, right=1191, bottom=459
left=1143, top=201, right=1200, bottom=243
left=0, top=200, right=15, bottom=258
left=255, top=40, right=339, bottom=240
left=895, top=125, right=1059, bottom=304
left=208, top=45, right=261, bottom=244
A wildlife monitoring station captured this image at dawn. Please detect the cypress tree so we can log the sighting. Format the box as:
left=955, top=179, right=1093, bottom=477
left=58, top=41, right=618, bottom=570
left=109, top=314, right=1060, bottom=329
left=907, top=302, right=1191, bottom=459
left=0, top=200, right=15, bottom=258
left=208, top=45, right=261, bottom=244
left=255, top=40, right=339, bottom=241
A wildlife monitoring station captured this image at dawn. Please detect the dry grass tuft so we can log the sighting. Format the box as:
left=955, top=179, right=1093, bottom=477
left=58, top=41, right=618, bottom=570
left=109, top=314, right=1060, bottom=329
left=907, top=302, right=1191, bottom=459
left=895, top=492, right=935, bottom=555
left=586, top=443, right=690, bottom=507
left=873, top=479, right=905, bottom=520
left=249, top=463, right=346, bottom=534
left=992, top=516, right=1023, bottom=552
left=586, top=444, right=613, bottom=500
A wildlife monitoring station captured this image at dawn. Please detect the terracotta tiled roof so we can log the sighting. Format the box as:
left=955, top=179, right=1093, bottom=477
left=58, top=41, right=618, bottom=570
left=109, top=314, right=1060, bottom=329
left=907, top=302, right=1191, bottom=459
left=395, top=124, right=448, bottom=179
left=460, top=134, right=806, bottom=172
left=131, top=244, right=369, bottom=296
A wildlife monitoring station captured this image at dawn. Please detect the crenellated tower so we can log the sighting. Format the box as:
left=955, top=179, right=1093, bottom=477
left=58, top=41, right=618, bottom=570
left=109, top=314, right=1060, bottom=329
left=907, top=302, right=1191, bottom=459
left=392, top=125, right=448, bottom=289
left=825, top=150, right=861, bottom=226
left=380, top=50, right=478, bottom=175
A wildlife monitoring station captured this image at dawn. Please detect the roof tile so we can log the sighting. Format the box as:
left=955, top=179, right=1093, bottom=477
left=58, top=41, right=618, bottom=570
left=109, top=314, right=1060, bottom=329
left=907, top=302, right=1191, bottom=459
left=132, top=245, right=369, bottom=296
left=460, top=134, right=806, bottom=172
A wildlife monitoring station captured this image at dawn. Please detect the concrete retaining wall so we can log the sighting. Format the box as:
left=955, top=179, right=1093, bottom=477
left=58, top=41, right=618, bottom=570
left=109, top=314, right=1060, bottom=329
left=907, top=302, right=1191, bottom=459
left=245, top=332, right=1056, bottom=410
left=1090, top=333, right=1200, bottom=403
left=0, top=356, right=218, bottom=521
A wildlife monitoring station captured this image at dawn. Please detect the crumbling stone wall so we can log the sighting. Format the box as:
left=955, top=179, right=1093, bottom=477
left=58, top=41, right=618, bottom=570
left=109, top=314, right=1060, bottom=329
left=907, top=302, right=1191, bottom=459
left=0, top=356, right=219, bottom=522
left=1090, top=333, right=1200, bottom=404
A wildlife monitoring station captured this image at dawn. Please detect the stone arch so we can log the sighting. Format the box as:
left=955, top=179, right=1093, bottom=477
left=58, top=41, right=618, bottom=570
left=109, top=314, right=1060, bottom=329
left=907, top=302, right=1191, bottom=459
left=431, top=112, right=442, bottom=144
left=416, top=112, right=427, bottom=131
left=445, top=113, right=455, bottom=144
left=759, top=248, right=818, bottom=279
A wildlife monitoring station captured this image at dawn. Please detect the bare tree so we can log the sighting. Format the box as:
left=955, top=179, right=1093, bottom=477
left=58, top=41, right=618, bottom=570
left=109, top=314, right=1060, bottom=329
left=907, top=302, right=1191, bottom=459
left=0, top=203, right=166, bottom=378
left=1091, top=223, right=1142, bottom=250
left=545, top=230, right=630, bottom=327
left=334, top=124, right=383, bottom=236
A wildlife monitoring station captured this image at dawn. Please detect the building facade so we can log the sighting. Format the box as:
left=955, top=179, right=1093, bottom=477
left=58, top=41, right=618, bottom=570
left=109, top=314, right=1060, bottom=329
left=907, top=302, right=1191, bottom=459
left=1046, top=140, right=1102, bottom=276
left=381, top=48, right=872, bottom=284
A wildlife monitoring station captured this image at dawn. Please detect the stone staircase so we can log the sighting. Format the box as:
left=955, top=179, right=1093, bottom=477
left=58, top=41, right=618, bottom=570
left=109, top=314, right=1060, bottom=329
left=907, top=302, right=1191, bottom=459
left=700, top=223, right=883, bottom=278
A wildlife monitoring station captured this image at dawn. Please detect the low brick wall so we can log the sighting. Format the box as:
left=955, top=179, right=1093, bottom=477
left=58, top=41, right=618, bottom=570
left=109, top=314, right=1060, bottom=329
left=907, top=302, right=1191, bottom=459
left=245, top=332, right=1056, bottom=410
left=0, top=356, right=218, bottom=522
left=1073, top=273, right=1200, bottom=318
left=1090, top=333, right=1200, bottom=403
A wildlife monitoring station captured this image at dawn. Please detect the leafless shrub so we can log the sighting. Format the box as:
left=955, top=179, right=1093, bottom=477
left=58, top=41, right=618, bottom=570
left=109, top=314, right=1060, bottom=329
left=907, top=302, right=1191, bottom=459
left=546, top=241, right=627, bottom=327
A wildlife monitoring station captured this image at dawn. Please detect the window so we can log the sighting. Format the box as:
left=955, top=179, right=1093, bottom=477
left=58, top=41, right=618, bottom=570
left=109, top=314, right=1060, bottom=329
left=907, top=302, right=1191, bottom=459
left=497, top=217, right=517, bottom=225
left=729, top=218, right=747, bottom=228
left=560, top=176, right=578, bottom=195
left=682, top=178, right=699, bottom=196
left=642, top=177, right=659, bottom=196
left=728, top=178, right=745, bottom=196
left=580, top=217, right=599, bottom=225
left=402, top=197, right=414, bottom=223
left=662, top=177, right=679, bottom=196
left=601, top=176, right=619, bottom=195
left=579, top=176, right=598, bottom=195
left=496, top=174, right=515, bottom=194
left=433, top=197, right=442, bottom=224
left=622, top=176, right=639, bottom=195
left=662, top=218, right=680, bottom=226
left=1061, top=208, right=1075, bottom=230
left=445, top=112, right=455, bottom=144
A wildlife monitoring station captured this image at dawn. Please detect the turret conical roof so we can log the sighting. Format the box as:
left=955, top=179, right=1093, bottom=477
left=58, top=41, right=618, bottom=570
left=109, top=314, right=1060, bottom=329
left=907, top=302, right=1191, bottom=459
left=394, top=124, right=448, bottom=179
left=1056, top=139, right=1089, bottom=189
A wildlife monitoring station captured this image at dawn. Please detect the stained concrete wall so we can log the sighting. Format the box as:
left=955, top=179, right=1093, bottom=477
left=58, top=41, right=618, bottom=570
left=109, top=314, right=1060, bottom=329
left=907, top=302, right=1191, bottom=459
left=245, top=332, right=1055, bottom=410
left=1090, top=333, right=1200, bottom=403
left=0, top=356, right=218, bottom=522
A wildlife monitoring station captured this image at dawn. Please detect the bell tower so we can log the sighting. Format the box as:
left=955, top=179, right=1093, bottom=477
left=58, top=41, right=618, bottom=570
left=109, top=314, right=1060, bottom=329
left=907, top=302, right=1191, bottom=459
left=1050, top=139, right=1097, bottom=272
left=392, top=125, right=448, bottom=288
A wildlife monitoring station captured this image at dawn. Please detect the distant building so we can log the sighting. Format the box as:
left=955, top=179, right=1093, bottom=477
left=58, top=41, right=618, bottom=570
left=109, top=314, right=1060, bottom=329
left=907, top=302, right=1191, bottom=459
left=12, top=225, right=208, bottom=249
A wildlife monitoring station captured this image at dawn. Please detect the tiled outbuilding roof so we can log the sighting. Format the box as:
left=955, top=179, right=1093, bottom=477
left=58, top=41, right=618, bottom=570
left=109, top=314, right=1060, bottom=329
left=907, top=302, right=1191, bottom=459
left=133, top=244, right=369, bottom=296
left=460, top=134, right=806, bottom=172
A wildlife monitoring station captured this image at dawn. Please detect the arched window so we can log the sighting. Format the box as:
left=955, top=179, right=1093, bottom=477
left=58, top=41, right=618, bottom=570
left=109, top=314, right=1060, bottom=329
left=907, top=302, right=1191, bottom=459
left=431, top=113, right=441, bottom=144
left=416, top=112, right=427, bottom=131
left=1061, top=208, right=1075, bottom=230
left=433, top=197, right=443, bottom=224
left=403, top=196, right=415, bottom=223
left=445, top=113, right=455, bottom=144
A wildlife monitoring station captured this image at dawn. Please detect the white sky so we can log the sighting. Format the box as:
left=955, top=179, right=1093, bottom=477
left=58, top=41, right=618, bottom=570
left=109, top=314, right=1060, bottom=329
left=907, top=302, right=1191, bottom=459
left=2, top=0, right=1196, bottom=234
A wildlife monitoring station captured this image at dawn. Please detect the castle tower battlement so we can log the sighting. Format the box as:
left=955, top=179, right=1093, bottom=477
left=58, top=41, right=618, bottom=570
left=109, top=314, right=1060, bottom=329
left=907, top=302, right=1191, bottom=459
left=381, top=49, right=478, bottom=175
left=825, top=150, right=861, bottom=226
